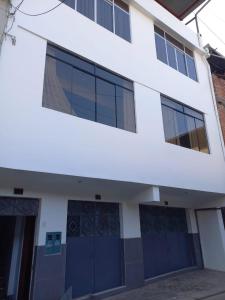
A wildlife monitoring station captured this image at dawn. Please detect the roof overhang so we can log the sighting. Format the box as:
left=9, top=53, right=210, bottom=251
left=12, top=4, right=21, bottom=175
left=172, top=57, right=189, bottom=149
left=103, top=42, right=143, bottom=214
left=154, top=0, right=207, bottom=20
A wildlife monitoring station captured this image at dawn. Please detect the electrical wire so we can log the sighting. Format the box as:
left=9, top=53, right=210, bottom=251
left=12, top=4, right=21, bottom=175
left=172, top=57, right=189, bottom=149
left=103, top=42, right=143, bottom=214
left=10, top=0, right=67, bottom=17
left=198, top=17, right=225, bottom=48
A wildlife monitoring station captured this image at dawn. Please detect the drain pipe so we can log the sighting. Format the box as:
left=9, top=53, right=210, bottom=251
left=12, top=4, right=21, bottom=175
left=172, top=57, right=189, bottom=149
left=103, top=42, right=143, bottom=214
left=203, top=48, right=225, bottom=161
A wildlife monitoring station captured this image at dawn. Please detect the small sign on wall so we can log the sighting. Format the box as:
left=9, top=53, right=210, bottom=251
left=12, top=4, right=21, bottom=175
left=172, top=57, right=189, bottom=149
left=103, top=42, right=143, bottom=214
left=45, top=232, right=62, bottom=255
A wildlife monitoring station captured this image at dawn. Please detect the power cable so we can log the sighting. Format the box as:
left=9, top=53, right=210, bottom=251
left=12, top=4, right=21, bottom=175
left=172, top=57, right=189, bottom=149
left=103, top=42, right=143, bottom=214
left=198, top=17, right=225, bottom=48
left=10, top=0, right=67, bottom=17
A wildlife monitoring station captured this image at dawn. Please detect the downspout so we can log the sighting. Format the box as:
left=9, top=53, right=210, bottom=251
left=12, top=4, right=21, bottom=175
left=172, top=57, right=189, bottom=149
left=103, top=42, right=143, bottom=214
left=0, top=0, right=10, bottom=54
left=203, top=50, right=225, bottom=161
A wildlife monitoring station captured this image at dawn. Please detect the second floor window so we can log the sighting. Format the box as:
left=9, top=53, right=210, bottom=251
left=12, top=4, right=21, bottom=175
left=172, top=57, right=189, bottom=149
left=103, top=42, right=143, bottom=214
left=43, top=44, right=136, bottom=133
left=161, top=95, right=209, bottom=153
left=61, top=0, right=131, bottom=42
left=154, top=26, right=198, bottom=81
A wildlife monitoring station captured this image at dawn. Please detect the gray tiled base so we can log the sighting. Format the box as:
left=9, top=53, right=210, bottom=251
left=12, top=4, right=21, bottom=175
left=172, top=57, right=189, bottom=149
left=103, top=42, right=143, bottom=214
left=30, top=245, right=66, bottom=300
left=123, top=238, right=144, bottom=289
left=192, top=233, right=204, bottom=269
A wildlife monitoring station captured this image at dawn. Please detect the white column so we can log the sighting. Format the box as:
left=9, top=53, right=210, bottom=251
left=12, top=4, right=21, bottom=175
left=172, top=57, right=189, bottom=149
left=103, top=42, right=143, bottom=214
left=120, top=202, right=141, bottom=238
left=186, top=208, right=198, bottom=234
left=197, top=209, right=225, bottom=271
left=35, top=195, right=68, bottom=246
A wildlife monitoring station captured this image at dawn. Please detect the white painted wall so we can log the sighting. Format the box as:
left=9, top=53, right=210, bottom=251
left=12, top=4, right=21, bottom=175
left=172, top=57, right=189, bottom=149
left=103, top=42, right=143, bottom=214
left=120, top=202, right=141, bottom=238
left=197, top=209, right=225, bottom=271
left=0, top=0, right=225, bottom=195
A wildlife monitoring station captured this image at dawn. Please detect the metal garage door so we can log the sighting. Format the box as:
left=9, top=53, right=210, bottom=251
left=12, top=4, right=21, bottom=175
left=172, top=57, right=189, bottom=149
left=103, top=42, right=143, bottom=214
left=140, top=206, right=196, bottom=279
left=65, top=201, right=123, bottom=298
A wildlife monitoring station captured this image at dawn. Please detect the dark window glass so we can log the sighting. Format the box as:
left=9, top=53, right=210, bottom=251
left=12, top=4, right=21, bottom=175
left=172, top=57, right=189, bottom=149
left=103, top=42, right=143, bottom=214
left=115, top=5, right=131, bottom=42
left=165, top=33, right=184, bottom=51
left=195, top=119, right=209, bottom=153
left=77, top=0, right=95, bottom=20
left=96, top=79, right=116, bottom=127
left=71, top=68, right=96, bottom=121
left=47, top=45, right=95, bottom=74
left=175, top=111, right=191, bottom=148
left=115, top=0, right=129, bottom=12
left=184, top=107, right=203, bottom=120
left=60, top=0, right=75, bottom=9
left=186, top=55, right=197, bottom=81
left=185, top=47, right=193, bottom=57
left=154, top=26, right=197, bottom=81
left=44, top=45, right=136, bottom=132
left=161, top=95, right=183, bottom=112
left=186, top=116, right=199, bottom=151
left=161, top=96, right=209, bottom=153
left=97, top=0, right=113, bottom=32
left=116, top=87, right=135, bottom=132
left=162, top=105, right=178, bottom=145
left=176, top=49, right=187, bottom=76
left=154, top=25, right=164, bottom=37
left=155, top=34, right=167, bottom=64
left=43, top=56, right=73, bottom=115
left=166, top=42, right=177, bottom=70
left=96, top=66, right=133, bottom=90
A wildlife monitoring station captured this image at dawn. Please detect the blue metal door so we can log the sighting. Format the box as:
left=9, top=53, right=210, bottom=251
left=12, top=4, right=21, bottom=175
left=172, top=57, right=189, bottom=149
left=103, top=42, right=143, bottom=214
left=65, top=201, right=123, bottom=298
left=140, top=206, right=196, bottom=279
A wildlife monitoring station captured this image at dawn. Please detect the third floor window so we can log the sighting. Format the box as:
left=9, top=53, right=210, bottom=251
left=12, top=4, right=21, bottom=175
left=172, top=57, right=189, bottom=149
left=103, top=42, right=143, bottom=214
left=154, top=26, right=198, bottom=81
left=61, top=0, right=131, bottom=42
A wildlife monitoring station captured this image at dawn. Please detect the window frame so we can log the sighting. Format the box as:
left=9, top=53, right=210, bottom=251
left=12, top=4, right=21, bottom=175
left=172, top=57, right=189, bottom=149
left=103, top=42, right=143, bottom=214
left=161, top=94, right=210, bottom=154
left=154, top=26, right=198, bottom=82
left=43, top=44, right=136, bottom=133
left=62, top=0, right=131, bottom=42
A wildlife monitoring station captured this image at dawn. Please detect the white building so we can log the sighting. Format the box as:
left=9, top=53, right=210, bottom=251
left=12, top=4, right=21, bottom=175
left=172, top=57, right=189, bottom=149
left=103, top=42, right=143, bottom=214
left=1, top=0, right=225, bottom=299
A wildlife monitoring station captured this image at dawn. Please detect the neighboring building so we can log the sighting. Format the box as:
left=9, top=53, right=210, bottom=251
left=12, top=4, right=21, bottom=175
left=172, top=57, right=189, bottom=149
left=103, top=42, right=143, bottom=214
left=1, top=1, right=225, bottom=300
left=207, top=45, right=225, bottom=142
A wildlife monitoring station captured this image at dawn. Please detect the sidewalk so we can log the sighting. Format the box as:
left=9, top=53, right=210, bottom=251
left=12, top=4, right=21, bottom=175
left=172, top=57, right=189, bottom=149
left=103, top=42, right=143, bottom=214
left=105, top=270, right=225, bottom=300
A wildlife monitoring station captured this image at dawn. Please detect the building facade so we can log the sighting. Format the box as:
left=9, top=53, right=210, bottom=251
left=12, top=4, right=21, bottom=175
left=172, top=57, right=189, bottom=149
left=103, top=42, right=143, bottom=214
left=1, top=0, right=225, bottom=299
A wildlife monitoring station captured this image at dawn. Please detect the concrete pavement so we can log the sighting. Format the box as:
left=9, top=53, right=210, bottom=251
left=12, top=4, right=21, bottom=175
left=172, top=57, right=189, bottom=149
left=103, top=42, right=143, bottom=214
left=105, top=270, right=225, bottom=300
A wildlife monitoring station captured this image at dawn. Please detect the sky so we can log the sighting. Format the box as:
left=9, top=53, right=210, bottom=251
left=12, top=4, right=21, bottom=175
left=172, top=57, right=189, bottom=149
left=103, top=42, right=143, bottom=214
left=184, top=0, right=225, bottom=56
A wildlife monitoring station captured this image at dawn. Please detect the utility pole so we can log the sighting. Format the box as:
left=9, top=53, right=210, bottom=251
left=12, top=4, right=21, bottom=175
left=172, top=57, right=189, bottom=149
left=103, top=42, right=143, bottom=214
left=0, top=0, right=10, bottom=53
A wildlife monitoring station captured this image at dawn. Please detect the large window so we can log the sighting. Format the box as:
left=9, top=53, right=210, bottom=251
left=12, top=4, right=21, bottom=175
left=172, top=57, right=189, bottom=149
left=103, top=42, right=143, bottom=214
left=61, top=0, right=131, bottom=42
left=161, top=95, right=209, bottom=153
left=154, top=26, right=198, bottom=81
left=43, top=44, right=136, bottom=133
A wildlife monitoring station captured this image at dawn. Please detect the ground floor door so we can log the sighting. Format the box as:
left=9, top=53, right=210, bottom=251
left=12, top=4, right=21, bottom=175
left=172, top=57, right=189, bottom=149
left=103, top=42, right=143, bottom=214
left=0, top=216, right=35, bottom=300
left=65, top=201, right=123, bottom=299
left=140, top=206, right=196, bottom=279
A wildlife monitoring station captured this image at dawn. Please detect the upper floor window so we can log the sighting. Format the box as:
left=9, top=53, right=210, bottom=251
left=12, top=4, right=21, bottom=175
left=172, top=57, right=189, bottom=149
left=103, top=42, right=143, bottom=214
left=43, top=44, right=136, bottom=133
left=154, top=26, right=197, bottom=81
left=161, top=95, right=209, bottom=153
left=61, top=0, right=131, bottom=42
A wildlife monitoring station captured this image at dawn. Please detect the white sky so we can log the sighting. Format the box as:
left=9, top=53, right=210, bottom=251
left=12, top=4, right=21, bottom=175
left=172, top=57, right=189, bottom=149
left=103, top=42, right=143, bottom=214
left=184, top=0, right=225, bottom=55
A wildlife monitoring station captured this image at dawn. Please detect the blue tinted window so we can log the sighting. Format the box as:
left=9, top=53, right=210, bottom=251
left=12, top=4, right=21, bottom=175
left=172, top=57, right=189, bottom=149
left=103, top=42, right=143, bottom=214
left=155, top=34, right=167, bottom=64
left=176, top=49, right=187, bottom=76
left=71, top=68, right=96, bottom=121
left=43, top=56, right=73, bottom=115
left=96, top=79, right=116, bottom=127
left=77, top=0, right=95, bottom=20
left=116, top=87, right=135, bottom=132
left=186, top=55, right=197, bottom=81
left=166, top=42, right=177, bottom=70
left=97, top=0, right=113, bottom=32
left=115, top=6, right=131, bottom=42
left=161, top=95, right=209, bottom=153
left=44, top=45, right=136, bottom=132
left=60, top=0, right=75, bottom=9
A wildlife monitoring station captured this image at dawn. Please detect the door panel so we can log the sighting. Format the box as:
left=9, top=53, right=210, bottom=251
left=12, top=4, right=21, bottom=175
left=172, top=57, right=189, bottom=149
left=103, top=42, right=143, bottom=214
left=66, top=237, right=94, bottom=298
left=66, top=201, right=122, bottom=298
left=140, top=206, right=196, bottom=279
left=94, top=236, right=122, bottom=293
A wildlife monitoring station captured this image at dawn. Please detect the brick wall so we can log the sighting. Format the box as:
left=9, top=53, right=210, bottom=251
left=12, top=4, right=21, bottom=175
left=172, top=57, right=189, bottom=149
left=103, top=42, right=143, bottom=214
left=212, top=73, right=225, bottom=142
